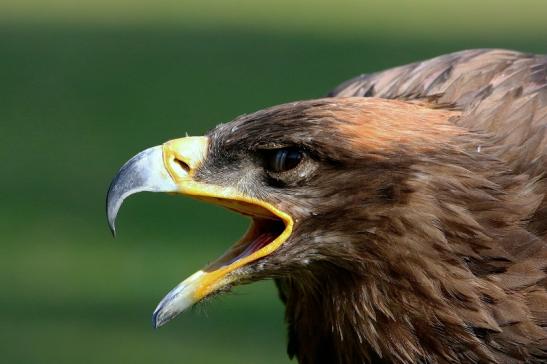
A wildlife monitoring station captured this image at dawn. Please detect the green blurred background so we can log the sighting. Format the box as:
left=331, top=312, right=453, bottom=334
left=1, top=1, right=546, bottom=363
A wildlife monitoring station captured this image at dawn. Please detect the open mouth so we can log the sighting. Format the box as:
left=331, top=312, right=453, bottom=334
left=210, top=212, right=286, bottom=271
left=149, top=196, right=293, bottom=328
left=105, top=137, right=294, bottom=327
left=227, top=218, right=286, bottom=265
left=191, top=196, right=290, bottom=272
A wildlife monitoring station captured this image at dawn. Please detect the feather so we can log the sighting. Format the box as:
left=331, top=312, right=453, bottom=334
left=267, top=49, right=547, bottom=363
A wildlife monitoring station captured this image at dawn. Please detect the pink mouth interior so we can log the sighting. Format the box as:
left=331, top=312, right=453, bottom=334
left=233, top=232, right=276, bottom=261
left=218, top=218, right=285, bottom=267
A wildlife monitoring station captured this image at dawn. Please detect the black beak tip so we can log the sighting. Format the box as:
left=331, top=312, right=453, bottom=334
left=152, top=312, right=159, bottom=329
left=152, top=302, right=172, bottom=329
left=106, top=195, right=117, bottom=238
left=108, top=222, right=117, bottom=238
left=106, top=178, right=121, bottom=238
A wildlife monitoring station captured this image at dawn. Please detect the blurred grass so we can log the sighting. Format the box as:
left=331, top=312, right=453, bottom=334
left=1, top=1, right=546, bottom=363
left=2, top=0, right=547, bottom=38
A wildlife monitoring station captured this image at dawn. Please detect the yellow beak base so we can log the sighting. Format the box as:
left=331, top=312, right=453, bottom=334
left=107, top=136, right=294, bottom=328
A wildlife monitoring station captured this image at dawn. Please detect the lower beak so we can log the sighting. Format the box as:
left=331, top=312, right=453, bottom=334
left=106, top=137, right=292, bottom=328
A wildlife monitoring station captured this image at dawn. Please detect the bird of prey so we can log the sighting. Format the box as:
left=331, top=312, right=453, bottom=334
left=107, top=49, right=547, bottom=363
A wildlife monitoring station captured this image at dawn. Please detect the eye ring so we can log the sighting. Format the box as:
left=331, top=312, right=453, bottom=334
left=263, top=148, right=304, bottom=173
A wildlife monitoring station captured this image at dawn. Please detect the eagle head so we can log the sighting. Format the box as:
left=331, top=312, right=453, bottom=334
left=105, top=50, right=547, bottom=364
left=107, top=97, right=463, bottom=328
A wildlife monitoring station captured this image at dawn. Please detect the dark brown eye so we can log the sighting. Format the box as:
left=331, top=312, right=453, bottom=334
left=264, top=148, right=303, bottom=172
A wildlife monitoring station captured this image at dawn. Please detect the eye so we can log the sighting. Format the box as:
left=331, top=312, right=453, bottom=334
left=263, top=148, right=304, bottom=173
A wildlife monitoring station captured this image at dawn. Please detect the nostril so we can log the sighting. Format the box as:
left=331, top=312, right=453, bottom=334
left=174, top=158, right=191, bottom=173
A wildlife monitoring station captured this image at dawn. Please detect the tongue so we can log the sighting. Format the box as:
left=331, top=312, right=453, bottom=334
left=232, top=233, right=276, bottom=263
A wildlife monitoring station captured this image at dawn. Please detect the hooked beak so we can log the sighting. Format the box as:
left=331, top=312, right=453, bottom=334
left=106, top=136, right=293, bottom=328
left=106, top=145, right=176, bottom=236
left=106, top=137, right=207, bottom=236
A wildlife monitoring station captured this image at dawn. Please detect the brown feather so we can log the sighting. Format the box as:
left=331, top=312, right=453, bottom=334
left=271, top=49, right=547, bottom=363
left=201, top=49, right=547, bottom=363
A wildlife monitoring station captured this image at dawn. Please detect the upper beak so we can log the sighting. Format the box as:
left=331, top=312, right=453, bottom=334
left=106, top=136, right=293, bottom=328
left=106, top=146, right=174, bottom=236
left=106, top=137, right=207, bottom=236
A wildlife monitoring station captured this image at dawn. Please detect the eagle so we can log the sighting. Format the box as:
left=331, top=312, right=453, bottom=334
left=107, top=49, right=547, bottom=363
